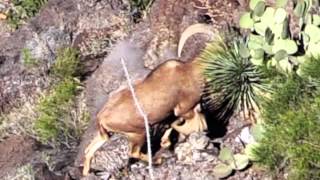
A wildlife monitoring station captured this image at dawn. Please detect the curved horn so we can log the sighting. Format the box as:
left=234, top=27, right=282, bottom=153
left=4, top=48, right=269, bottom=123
left=178, top=23, right=216, bottom=57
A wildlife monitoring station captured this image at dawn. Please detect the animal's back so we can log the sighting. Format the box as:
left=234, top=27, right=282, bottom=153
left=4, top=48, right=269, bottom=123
left=135, top=60, right=185, bottom=122
left=98, top=59, right=201, bottom=133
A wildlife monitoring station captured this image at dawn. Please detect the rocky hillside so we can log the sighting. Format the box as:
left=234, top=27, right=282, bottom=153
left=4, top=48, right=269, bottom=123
left=0, top=0, right=272, bottom=179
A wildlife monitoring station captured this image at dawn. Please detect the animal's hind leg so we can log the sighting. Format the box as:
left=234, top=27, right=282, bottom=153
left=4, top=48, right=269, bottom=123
left=126, top=133, right=145, bottom=159
left=83, top=132, right=109, bottom=176
left=127, top=132, right=162, bottom=164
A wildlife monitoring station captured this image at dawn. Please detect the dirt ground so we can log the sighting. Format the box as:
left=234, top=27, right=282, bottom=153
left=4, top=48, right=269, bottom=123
left=0, top=136, right=38, bottom=177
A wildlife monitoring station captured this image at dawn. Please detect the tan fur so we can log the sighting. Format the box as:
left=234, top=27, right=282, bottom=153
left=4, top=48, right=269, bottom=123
left=83, top=59, right=205, bottom=176
left=171, top=104, right=207, bottom=136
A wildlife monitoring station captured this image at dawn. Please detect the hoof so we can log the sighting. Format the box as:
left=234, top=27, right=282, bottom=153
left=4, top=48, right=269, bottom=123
left=153, top=157, right=163, bottom=165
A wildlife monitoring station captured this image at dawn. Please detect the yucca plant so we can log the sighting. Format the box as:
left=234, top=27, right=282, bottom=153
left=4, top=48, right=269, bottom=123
left=129, top=0, right=154, bottom=22
left=130, top=0, right=154, bottom=11
left=200, top=35, right=269, bottom=121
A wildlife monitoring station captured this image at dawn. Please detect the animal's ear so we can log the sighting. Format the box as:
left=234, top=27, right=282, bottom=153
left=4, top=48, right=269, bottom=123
left=178, top=23, right=216, bottom=57
left=194, top=103, right=202, bottom=113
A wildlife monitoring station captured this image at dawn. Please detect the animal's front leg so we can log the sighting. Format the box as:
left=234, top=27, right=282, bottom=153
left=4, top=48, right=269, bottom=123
left=83, top=132, right=109, bottom=176
left=160, top=127, right=173, bottom=148
left=172, top=104, right=207, bottom=135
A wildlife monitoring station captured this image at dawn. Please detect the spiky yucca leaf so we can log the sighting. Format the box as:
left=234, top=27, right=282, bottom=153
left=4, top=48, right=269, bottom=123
left=300, top=55, right=320, bottom=80
left=200, top=36, right=268, bottom=121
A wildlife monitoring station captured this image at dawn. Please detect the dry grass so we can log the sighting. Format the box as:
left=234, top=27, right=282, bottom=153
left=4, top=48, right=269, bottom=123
left=0, top=95, right=41, bottom=141
left=4, top=164, right=35, bottom=180
left=0, top=90, right=89, bottom=146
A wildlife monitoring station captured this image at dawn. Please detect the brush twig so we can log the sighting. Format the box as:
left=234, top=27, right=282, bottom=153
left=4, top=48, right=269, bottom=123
left=120, top=58, right=154, bottom=180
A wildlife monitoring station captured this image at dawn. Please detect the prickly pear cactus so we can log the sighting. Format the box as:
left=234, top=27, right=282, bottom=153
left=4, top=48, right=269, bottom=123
left=212, top=146, right=250, bottom=178
left=239, top=0, right=320, bottom=74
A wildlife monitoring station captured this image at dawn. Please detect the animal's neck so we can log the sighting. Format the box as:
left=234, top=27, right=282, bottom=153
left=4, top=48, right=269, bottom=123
left=187, top=58, right=204, bottom=80
left=184, top=58, right=205, bottom=90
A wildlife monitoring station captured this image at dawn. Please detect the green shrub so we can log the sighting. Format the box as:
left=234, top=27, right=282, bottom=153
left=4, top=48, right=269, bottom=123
left=7, top=0, right=47, bottom=29
left=33, top=47, right=84, bottom=144
left=299, top=55, right=320, bottom=80
left=255, top=95, right=320, bottom=179
left=236, top=0, right=320, bottom=178
left=52, top=47, right=79, bottom=78
left=34, top=78, right=79, bottom=143
left=22, top=48, right=38, bottom=68
left=253, top=57, right=320, bottom=179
